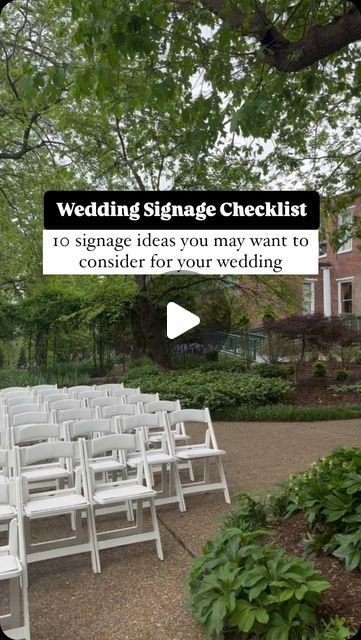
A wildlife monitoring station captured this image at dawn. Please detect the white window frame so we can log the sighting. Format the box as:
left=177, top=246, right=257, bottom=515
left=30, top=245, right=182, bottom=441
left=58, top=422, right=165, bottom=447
left=337, top=277, right=353, bottom=315
left=337, top=207, right=354, bottom=255
left=302, top=279, right=316, bottom=315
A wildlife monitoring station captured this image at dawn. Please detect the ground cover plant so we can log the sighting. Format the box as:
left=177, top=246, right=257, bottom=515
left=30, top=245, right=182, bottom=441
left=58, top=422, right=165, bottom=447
left=122, top=367, right=292, bottom=411
left=186, top=449, right=361, bottom=639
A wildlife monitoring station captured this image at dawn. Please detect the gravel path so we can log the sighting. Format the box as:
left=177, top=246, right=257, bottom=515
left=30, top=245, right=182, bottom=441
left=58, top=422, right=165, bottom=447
left=21, top=419, right=361, bottom=639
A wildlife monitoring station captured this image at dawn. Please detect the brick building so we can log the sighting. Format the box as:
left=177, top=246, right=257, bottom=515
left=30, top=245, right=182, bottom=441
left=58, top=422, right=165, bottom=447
left=302, top=196, right=361, bottom=318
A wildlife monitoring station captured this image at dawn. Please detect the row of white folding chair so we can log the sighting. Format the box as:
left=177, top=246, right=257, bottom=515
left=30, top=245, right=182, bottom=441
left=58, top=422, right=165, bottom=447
left=13, top=434, right=163, bottom=573
left=0, top=476, right=30, bottom=639
left=117, top=409, right=229, bottom=505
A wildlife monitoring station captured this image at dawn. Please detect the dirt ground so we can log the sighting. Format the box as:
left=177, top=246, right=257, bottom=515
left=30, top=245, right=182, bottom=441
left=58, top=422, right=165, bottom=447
left=7, top=419, right=361, bottom=639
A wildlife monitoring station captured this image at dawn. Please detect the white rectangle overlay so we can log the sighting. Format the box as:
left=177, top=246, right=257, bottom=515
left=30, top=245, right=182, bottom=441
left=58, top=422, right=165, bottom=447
left=43, top=229, right=319, bottom=275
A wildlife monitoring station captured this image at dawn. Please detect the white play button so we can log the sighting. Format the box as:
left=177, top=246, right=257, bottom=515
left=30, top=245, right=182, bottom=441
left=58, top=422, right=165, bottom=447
left=167, top=302, right=200, bottom=340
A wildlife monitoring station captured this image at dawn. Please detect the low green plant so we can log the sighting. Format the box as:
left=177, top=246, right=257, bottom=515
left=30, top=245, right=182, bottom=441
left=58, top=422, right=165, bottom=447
left=186, top=527, right=329, bottom=639
left=0, top=362, right=93, bottom=389
left=335, top=369, right=349, bottom=381
left=251, top=363, right=291, bottom=379
left=313, top=361, right=327, bottom=377
left=329, top=382, right=361, bottom=393
left=271, top=447, right=361, bottom=572
left=311, top=618, right=353, bottom=639
left=213, top=403, right=361, bottom=422
left=122, top=369, right=292, bottom=411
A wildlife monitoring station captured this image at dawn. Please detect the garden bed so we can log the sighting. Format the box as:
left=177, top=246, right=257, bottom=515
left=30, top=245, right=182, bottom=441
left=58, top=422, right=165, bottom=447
left=274, top=513, right=361, bottom=629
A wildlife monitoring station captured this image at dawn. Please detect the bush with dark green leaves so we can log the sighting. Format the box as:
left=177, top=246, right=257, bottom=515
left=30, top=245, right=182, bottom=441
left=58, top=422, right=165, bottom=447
left=186, top=526, right=329, bottom=640
left=313, top=361, right=327, bottom=377
left=271, top=447, right=361, bottom=572
left=122, top=369, right=292, bottom=411
left=251, top=363, right=292, bottom=379
left=335, top=369, right=349, bottom=381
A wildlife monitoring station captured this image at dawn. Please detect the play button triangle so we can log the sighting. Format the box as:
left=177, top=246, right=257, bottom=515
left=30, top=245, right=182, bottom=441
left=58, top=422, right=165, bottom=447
left=167, top=302, right=200, bottom=340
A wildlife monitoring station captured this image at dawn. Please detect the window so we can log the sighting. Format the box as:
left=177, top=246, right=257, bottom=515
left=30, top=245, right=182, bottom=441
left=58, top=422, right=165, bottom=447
left=302, top=280, right=315, bottom=315
left=337, top=209, right=353, bottom=254
left=339, top=280, right=353, bottom=314
left=319, top=241, right=327, bottom=258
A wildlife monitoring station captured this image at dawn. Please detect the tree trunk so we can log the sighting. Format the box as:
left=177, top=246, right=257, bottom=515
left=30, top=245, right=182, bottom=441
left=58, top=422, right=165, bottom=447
left=133, top=276, right=170, bottom=369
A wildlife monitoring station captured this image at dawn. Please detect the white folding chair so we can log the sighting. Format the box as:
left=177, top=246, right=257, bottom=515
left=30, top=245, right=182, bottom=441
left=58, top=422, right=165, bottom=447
left=66, top=418, right=124, bottom=477
left=121, top=413, right=186, bottom=512
left=0, top=511, right=30, bottom=640
left=97, top=404, right=138, bottom=420
left=15, top=441, right=100, bottom=572
left=12, top=423, right=71, bottom=487
left=167, top=408, right=230, bottom=503
left=108, top=386, right=140, bottom=398
left=12, top=412, right=54, bottom=429
left=0, top=387, right=30, bottom=397
left=48, top=398, right=83, bottom=412
left=144, top=400, right=194, bottom=481
left=68, top=385, right=96, bottom=398
left=96, top=383, right=124, bottom=395
left=76, top=390, right=106, bottom=407
left=57, top=407, right=96, bottom=424
left=127, top=393, right=160, bottom=406
left=31, top=384, right=57, bottom=392
left=0, top=467, right=17, bottom=521
left=82, top=433, right=163, bottom=569
left=88, top=396, right=126, bottom=409
left=4, top=396, right=35, bottom=409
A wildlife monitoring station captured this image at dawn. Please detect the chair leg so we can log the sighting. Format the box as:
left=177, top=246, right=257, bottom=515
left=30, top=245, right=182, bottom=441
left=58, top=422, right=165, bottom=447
left=171, top=463, right=186, bottom=513
left=149, top=498, right=164, bottom=561
left=22, top=571, right=31, bottom=640
left=216, top=457, right=231, bottom=504
left=9, top=576, right=20, bottom=628
left=187, top=460, right=195, bottom=482
left=87, top=506, right=101, bottom=574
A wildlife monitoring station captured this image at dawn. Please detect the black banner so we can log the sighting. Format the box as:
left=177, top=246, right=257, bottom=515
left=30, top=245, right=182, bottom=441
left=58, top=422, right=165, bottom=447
left=44, top=190, right=320, bottom=231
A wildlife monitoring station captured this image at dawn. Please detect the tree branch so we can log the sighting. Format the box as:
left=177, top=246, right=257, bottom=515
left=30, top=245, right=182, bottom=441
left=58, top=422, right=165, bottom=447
left=177, top=1, right=361, bottom=72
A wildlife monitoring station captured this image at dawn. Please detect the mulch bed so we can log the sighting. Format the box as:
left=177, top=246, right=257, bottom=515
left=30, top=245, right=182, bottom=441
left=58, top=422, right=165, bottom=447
left=274, top=513, right=361, bottom=630
left=287, top=363, right=361, bottom=406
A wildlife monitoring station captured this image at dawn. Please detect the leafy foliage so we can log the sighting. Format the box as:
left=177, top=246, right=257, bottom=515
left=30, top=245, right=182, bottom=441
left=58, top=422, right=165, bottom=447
left=271, top=447, right=361, bottom=571
left=186, top=521, right=329, bottom=639
left=122, top=368, right=292, bottom=410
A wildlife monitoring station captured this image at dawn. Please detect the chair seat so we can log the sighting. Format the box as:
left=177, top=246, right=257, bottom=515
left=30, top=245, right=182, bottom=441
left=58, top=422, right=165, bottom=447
left=90, top=458, right=124, bottom=473
left=0, top=554, right=22, bottom=578
left=93, top=484, right=156, bottom=504
left=24, top=493, right=89, bottom=517
left=22, top=466, right=70, bottom=482
left=176, top=447, right=225, bottom=460
left=0, top=504, right=17, bottom=521
left=127, top=452, right=174, bottom=468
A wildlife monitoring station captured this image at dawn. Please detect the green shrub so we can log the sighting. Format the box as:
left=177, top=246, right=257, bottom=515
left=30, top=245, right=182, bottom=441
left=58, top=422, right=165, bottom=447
left=271, top=447, right=361, bottom=572
left=186, top=527, right=329, bottom=639
left=0, top=362, right=93, bottom=389
left=313, top=361, right=327, bottom=377
left=251, top=363, right=291, bottom=379
left=122, top=369, right=292, bottom=410
left=335, top=369, right=349, bottom=381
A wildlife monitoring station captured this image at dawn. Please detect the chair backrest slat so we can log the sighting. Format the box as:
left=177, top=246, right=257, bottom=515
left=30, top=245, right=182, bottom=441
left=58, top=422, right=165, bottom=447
left=68, top=418, right=113, bottom=439
left=12, top=411, right=51, bottom=427
left=168, top=409, right=207, bottom=427
left=99, top=404, right=137, bottom=419
left=18, top=441, right=76, bottom=466
left=59, top=407, right=95, bottom=423
left=13, top=423, right=61, bottom=445
left=87, top=433, right=137, bottom=457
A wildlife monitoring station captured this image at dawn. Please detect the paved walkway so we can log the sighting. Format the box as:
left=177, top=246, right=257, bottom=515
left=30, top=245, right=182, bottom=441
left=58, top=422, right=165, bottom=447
left=26, top=420, right=361, bottom=639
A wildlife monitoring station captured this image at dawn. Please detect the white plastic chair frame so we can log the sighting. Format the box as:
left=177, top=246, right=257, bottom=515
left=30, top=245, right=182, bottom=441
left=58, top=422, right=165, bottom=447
left=167, top=408, right=230, bottom=504
left=121, top=413, right=186, bottom=512
left=81, top=433, right=163, bottom=568
left=0, top=483, right=30, bottom=640
left=143, top=400, right=194, bottom=481
left=15, top=441, right=100, bottom=572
